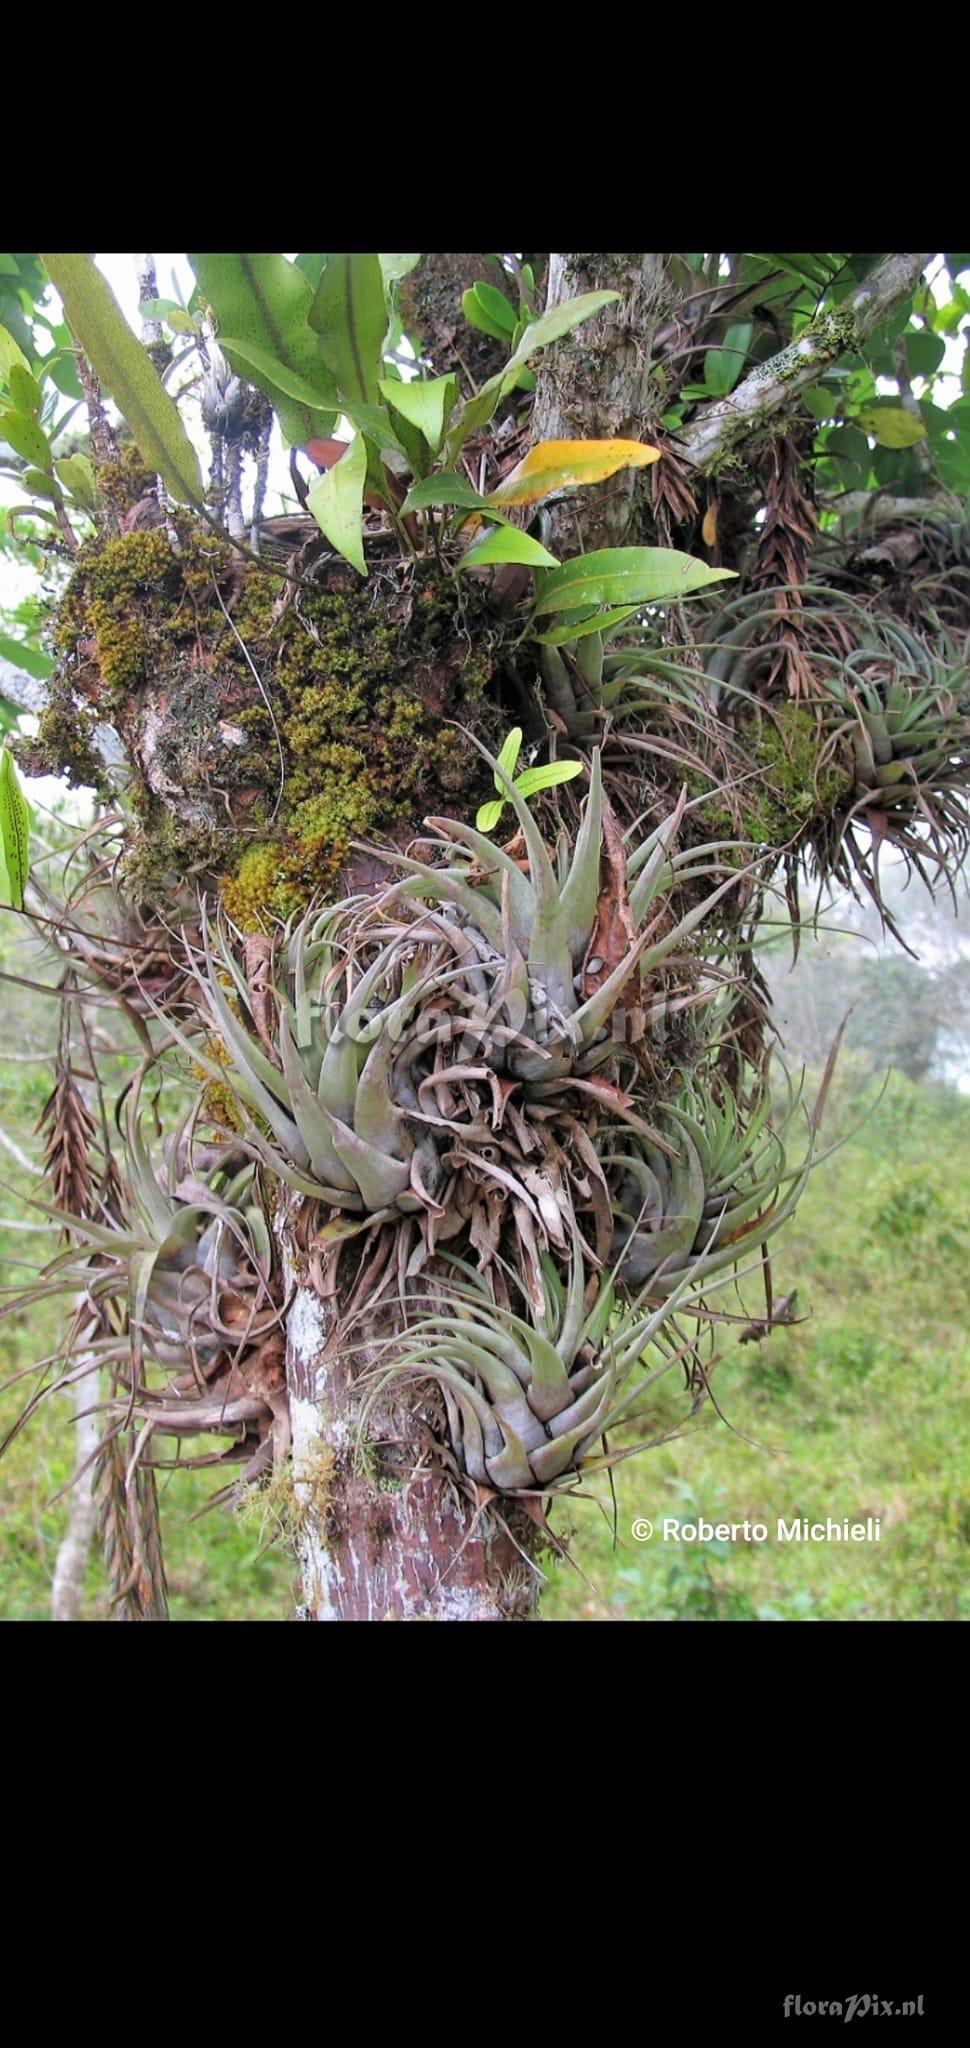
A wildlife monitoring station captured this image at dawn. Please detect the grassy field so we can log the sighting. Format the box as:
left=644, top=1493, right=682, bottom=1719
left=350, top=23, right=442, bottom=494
left=2, top=923, right=967, bottom=1623
left=543, top=1069, right=970, bottom=1621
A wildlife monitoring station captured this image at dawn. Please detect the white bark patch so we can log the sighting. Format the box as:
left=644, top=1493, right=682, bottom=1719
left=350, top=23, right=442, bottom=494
left=289, top=1390, right=339, bottom=1621
left=287, top=1284, right=328, bottom=1396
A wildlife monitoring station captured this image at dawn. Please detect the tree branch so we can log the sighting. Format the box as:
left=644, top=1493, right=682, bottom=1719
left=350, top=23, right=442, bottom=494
left=1, top=655, right=48, bottom=717
left=677, top=253, right=934, bottom=476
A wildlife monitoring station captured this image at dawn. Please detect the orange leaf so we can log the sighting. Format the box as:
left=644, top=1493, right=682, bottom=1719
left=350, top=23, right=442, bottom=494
left=486, top=437, right=660, bottom=510
left=702, top=501, right=718, bottom=548
left=304, top=437, right=351, bottom=469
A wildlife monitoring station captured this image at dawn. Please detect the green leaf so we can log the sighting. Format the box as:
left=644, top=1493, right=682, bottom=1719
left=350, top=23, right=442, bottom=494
left=856, top=404, right=927, bottom=448
left=379, top=254, right=421, bottom=287
left=54, top=453, right=97, bottom=511
left=399, top=471, right=516, bottom=527
left=0, top=745, right=31, bottom=911
left=704, top=320, right=753, bottom=396
left=44, top=254, right=204, bottom=505
left=473, top=281, right=518, bottom=335
left=189, top=252, right=335, bottom=446
left=308, top=254, right=388, bottom=408
left=476, top=797, right=506, bottom=833
left=166, top=307, right=198, bottom=335
left=461, top=287, right=508, bottom=344
left=338, top=400, right=411, bottom=461
left=494, top=728, right=523, bottom=786
left=905, top=329, right=946, bottom=380
left=931, top=435, right=970, bottom=492
left=218, top=335, right=337, bottom=416
left=3, top=503, right=59, bottom=533
left=444, top=291, right=621, bottom=461
left=294, top=255, right=327, bottom=289
left=138, top=297, right=179, bottom=320
left=0, top=322, right=29, bottom=382
left=458, top=526, right=559, bottom=571
left=0, top=410, right=52, bottom=468
left=306, top=429, right=367, bottom=574
left=0, top=634, right=52, bottom=680
left=44, top=343, right=84, bottom=402
left=463, top=281, right=517, bottom=343
left=534, top=604, right=642, bottom=646
left=801, top=383, right=841, bottom=420
left=513, top=760, right=583, bottom=799
left=8, top=363, right=43, bottom=417
left=534, top=547, right=736, bottom=617
left=378, top=373, right=456, bottom=454
left=21, top=467, right=61, bottom=502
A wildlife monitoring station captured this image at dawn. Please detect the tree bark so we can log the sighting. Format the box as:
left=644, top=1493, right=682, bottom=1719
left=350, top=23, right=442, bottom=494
left=51, top=1369, right=100, bottom=1621
left=283, top=1246, right=541, bottom=1622
left=675, top=253, right=933, bottom=476
left=531, top=253, right=675, bottom=556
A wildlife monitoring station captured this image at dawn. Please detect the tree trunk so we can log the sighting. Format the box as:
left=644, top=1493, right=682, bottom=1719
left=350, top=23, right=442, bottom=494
left=51, top=1369, right=100, bottom=1621
left=285, top=1269, right=539, bottom=1622
left=531, top=253, right=675, bottom=556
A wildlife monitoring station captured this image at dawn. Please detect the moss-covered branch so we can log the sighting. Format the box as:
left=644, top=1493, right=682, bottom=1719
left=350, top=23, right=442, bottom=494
left=677, top=252, right=934, bottom=476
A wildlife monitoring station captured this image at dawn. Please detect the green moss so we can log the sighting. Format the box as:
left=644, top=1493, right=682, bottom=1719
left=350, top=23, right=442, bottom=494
left=690, top=704, right=852, bottom=853
left=217, top=566, right=508, bottom=929
left=93, top=441, right=155, bottom=523
left=53, top=529, right=176, bottom=696
left=123, top=802, right=228, bottom=900
left=15, top=677, right=108, bottom=792
left=44, top=523, right=512, bottom=927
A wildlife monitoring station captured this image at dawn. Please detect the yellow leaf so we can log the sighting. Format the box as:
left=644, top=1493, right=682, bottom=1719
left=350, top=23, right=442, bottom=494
left=701, top=501, right=718, bottom=548
left=856, top=406, right=927, bottom=449
left=486, top=437, right=660, bottom=510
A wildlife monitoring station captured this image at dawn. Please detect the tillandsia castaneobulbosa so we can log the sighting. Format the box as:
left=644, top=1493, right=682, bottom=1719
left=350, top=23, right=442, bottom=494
left=354, top=1058, right=823, bottom=1496
left=0, top=1075, right=289, bottom=1502
left=165, top=744, right=755, bottom=1297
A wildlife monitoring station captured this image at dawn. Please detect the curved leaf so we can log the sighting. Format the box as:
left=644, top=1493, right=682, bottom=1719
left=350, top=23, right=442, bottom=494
left=307, top=430, right=367, bottom=575
left=444, top=290, right=621, bottom=461
left=378, top=373, right=456, bottom=454
left=0, top=410, right=51, bottom=468
left=534, top=547, right=737, bottom=617
left=458, top=525, right=559, bottom=571
left=487, top=437, right=660, bottom=509
left=189, top=252, right=336, bottom=446
left=0, top=745, right=31, bottom=910
left=43, top=254, right=204, bottom=505
left=309, top=254, right=388, bottom=408
left=400, top=471, right=516, bottom=527
left=856, top=404, right=927, bottom=449
left=217, top=336, right=337, bottom=415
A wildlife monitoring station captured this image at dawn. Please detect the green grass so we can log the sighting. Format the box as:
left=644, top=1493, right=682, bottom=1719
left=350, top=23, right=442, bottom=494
left=542, top=1069, right=970, bottom=1621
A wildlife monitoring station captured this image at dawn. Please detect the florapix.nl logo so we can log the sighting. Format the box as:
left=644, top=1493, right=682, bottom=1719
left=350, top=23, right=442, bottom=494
left=783, top=1995, right=924, bottom=2022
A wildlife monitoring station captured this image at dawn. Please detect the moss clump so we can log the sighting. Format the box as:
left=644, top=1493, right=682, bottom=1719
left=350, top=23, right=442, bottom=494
left=122, top=802, right=228, bottom=900
left=218, top=565, right=509, bottom=928
left=43, top=521, right=512, bottom=925
left=92, top=441, right=155, bottom=525
left=690, top=703, right=852, bottom=852
left=56, top=529, right=177, bottom=696
left=15, top=674, right=109, bottom=792
left=755, top=702, right=851, bottom=830
left=53, top=522, right=234, bottom=706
